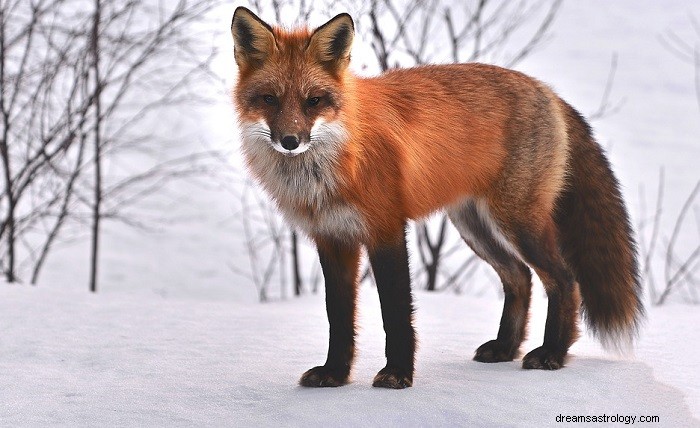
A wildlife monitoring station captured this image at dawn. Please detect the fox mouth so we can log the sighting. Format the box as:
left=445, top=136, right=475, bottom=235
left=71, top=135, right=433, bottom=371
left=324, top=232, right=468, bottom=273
left=239, top=119, right=347, bottom=159
left=271, top=141, right=311, bottom=157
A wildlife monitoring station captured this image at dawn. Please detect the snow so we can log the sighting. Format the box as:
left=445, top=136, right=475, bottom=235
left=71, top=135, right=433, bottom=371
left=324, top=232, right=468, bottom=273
left=4, top=0, right=700, bottom=426
left=1, top=285, right=698, bottom=426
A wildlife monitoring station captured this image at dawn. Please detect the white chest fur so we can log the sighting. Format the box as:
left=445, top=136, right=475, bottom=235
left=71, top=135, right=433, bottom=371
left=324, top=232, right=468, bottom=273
left=281, top=203, right=368, bottom=243
left=239, top=119, right=368, bottom=243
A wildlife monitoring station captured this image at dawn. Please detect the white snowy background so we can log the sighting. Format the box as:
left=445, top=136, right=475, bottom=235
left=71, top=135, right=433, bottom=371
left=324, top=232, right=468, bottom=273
left=2, top=0, right=700, bottom=426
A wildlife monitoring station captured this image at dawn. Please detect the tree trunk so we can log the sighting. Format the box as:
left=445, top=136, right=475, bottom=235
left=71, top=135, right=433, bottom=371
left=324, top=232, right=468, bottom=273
left=89, top=0, right=102, bottom=293
left=425, top=262, right=438, bottom=291
left=0, top=8, right=15, bottom=283
left=292, top=230, right=302, bottom=296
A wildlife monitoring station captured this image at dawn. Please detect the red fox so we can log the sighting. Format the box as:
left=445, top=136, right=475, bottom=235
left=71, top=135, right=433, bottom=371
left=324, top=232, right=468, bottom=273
left=231, top=7, right=643, bottom=389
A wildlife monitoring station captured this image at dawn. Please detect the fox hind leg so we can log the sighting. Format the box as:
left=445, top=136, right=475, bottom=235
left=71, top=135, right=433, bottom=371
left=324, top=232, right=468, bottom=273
left=512, top=221, right=580, bottom=370
left=448, top=201, right=533, bottom=363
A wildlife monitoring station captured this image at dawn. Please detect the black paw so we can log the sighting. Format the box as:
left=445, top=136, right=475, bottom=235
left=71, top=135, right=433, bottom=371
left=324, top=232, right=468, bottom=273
left=522, top=346, right=565, bottom=370
left=372, top=366, right=413, bottom=389
left=299, top=365, right=349, bottom=387
left=473, top=339, right=517, bottom=363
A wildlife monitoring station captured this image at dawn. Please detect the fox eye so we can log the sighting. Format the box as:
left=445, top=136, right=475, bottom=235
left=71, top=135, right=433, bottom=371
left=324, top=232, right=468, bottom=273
left=306, top=97, right=321, bottom=107
left=262, top=95, right=277, bottom=105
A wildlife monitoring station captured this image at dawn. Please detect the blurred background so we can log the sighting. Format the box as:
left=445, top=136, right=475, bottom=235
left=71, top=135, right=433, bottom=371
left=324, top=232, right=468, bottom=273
left=2, top=0, right=699, bottom=308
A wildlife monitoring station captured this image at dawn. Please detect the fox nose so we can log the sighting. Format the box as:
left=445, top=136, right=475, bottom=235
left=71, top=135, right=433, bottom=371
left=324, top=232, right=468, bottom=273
left=281, top=135, right=299, bottom=150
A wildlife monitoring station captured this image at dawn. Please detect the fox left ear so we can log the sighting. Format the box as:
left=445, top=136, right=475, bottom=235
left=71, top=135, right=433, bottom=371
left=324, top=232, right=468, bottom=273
left=308, top=13, right=354, bottom=72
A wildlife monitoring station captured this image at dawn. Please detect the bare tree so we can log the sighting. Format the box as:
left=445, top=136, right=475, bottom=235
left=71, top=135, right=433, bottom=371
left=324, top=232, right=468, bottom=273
left=635, top=15, right=700, bottom=305
left=1, top=0, right=225, bottom=289
left=77, top=0, right=222, bottom=291
left=0, top=1, right=94, bottom=283
left=90, top=0, right=102, bottom=293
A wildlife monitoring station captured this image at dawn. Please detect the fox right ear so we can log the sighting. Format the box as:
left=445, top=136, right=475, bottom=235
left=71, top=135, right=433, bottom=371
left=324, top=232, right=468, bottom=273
left=231, top=7, right=275, bottom=71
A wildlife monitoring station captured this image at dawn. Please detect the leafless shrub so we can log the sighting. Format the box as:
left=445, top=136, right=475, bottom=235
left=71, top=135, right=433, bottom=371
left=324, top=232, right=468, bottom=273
left=640, top=14, right=700, bottom=305
left=659, top=14, right=700, bottom=111
left=638, top=169, right=700, bottom=305
left=588, top=53, right=626, bottom=121
left=234, top=180, right=326, bottom=301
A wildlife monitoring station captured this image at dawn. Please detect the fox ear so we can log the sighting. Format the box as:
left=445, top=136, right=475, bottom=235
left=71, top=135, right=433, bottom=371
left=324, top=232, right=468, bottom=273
left=231, top=7, right=275, bottom=70
left=308, top=13, right=354, bottom=71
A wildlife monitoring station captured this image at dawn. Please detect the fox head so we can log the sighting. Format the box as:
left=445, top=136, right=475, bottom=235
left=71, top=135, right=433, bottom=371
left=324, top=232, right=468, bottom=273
left=231, top=7, right=353, bottom=157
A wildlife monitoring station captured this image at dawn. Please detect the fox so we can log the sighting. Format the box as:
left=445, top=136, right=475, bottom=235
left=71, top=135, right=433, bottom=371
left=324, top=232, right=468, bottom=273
left=230, top=7, right=644, bottom=389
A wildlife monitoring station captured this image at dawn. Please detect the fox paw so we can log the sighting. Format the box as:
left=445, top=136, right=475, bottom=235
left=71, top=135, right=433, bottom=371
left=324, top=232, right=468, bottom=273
left=522, top=346, right=565, bottom=370
left=299, top=365, right=349, bottom=387
left=372, top=366, right=413, bottom=389
left=473, top=339, right=517, bottom=363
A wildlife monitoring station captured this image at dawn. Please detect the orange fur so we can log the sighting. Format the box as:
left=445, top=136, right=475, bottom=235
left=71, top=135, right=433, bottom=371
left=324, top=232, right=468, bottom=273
left=338, top=66, right=518, bottom=244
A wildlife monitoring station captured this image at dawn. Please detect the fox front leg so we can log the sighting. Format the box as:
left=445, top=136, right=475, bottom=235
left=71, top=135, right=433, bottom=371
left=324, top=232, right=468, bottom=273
left=299, top=239, right=360, bottom=387
left=368, top=226, right=416, bottom=388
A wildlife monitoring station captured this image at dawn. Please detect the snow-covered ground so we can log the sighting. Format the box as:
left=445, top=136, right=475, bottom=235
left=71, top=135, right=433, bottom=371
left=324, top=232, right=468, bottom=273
left=1, top=285, right=698, bottom=426
left=4, top=0, right=700, bottom=426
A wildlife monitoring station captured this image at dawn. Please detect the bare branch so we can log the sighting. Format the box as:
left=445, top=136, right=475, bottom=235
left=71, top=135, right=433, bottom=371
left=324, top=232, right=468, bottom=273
left=589, top=52, right=626, bottom=121
left=658, top=179, right=700, bottom=305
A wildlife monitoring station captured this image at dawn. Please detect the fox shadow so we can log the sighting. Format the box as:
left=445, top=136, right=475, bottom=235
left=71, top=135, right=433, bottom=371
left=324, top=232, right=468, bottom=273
left=287, top=355, right=697, bottom=427
left=418, top=355, right=695, bottom=425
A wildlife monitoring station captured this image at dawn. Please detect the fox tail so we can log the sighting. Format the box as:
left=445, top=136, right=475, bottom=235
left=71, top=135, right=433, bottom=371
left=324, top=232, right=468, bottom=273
left=555, top=103, right=644, bottom=353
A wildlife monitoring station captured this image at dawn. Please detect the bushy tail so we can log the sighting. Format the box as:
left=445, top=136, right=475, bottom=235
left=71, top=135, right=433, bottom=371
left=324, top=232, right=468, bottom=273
left=555, top=103, right=644, bottom=353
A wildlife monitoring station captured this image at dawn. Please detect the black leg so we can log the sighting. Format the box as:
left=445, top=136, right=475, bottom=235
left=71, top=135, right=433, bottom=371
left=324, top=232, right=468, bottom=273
left=447, top=200, right=533, bottom=363
left=368, top=227, right=415, bottom=389
left=474, top=262, right=532, bottom=362
left=515, top=224, right=580, bottom=370
left=299, top=239, right=360, bottom=387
